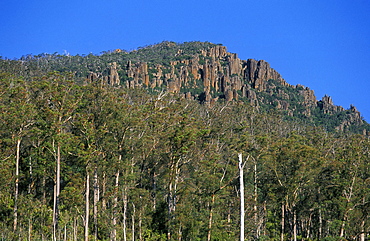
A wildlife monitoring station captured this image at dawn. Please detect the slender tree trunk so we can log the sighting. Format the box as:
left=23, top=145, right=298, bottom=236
left=28, top=217, right=32, bottom=241
left=64, top=225, right=67, bottom=241
left=262, top=201, right=267, bottom=236
left=293, top=209, right=297, bottom=241
left=13, top=138, right=21, bottom=232
left=123, top=187, right=128, bottom=241
left=102, top=172, right=106, bottom=211
left=85, top=171, right=90, bottom=241
left=93, top=167, right=99, bottom=240
left=73, top=217, right=78, bottom=241
left=139, top=207, right=143, bottom=241
left=340, top=212, right=348, bottom=238
left=306, top=213, right=312, bottom=239
left=340, top=175, right=356, bottom=238
left=152, top=172, right=157, bottom=210
left=57, top=142, right=61, bottom=216
left=238, top=153, right=245, bottom=241
left=111, top=170, right=120, bottom=241
left=281, top=202, right=285, bottom=241
left=360, top=219, right=365, bottom=241
left=53, top=185, right=57, bottom=241
left=178, top=224, right=182, bottom=241
left=318, top=205, right=322, bottom=239
left=167, top=180, right=173, bottom=241
left=53, top=143, right=61, bottom=241
left=167, top=159, right=180, bottom=241
left=207, top=194, right=215, bottom=241
left=42, top=173, right=46, bottom=205
left=28, top=156, right=33, bottom=194
left=253, top=160, right=259, bottom=239
left=132, top=203, right=135, bottom=241
left=228, top=202, right=232, bottom=223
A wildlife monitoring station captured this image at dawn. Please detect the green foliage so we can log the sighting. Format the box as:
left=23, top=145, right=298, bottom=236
left=0, top=42, right=369, bottom=240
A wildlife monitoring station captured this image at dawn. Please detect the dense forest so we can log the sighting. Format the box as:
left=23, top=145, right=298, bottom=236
left=0, top=42, right=369, bottom=240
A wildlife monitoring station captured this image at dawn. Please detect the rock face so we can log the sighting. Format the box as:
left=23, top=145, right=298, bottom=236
left=90, top=45, right=295, bottom=104
left=126, top=61, right=149, bottom=88
left=107, top=62, right=120, bottom=86
left=86, top=42, right=366, bottom=133
left=318, top=95, right=345, bottom=114
left=112, top=45, right=296, bottom=104
left=244, top=59, right=287, bottom=91
left=298, top=85, right=316, bottom=107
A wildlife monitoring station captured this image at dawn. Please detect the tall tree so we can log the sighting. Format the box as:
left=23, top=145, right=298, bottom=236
left=0, top=75, right=35, bottom=234
left=34, top=73, right=83, bottom=239
left=238, top=153, right=246, bottom=241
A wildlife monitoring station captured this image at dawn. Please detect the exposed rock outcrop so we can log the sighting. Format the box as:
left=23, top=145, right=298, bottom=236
left=298, top=85, right=316, bottom=107
left=126, top=61, right=149, bottom=88
left=107, top=62, right=120, bottom=86
left=318, top=95, right=344, bottom=114
left=85, top=42, right=366, bottom=133
left=244, top=59, right=288, bottom=91
left=91, top=45, right=294, bottom=105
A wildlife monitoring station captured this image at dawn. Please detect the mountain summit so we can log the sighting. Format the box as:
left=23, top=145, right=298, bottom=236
left=91, top=41, right=369, bottom=134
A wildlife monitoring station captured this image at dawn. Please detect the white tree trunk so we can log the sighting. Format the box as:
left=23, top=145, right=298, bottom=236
left=293, top=209, right=297, bottom=241
left=102, top=172, right=107, bottom=211
left=53, top=143, right=61, bottom=241
left=253, top=160, right=259, bottom=239
left=111, top=170, right=120, bottom=241
left=53, top=184, right=57, bottom=241
left=13, top=138, right=21, bottom=232
left=167, top=159, right=180, bottom=240
left=123, top=187, right=127, bottom=241
left=340, top=212, right=348, bottom=238
left=132, top=203, right=135, bottom=241
left=85, top=171, right=90, bottom=241
left=139, top=209, right=142, bottom=241
left=28, top=218, right=32, bottom=241
left=318, top=201, right=322, bottom=239
left=207, top=194, right=215, bottom=241
left=238, top=153, right=245, bottom=241
left=360, top=219, right=365, bottom=241
left=281, top=202, right=285, bottom=241
left=73, top=217, right=78, bottom=241
left=93, top=167, right=99, bottom=240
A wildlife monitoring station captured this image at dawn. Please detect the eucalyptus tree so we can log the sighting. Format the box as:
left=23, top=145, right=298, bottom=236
left=152, top=99, right=201, bottom=240
left=326, top=134, right=370, bottom=240
left=31, top=72, right=83, bottom=240
left=0, top=74, right=36, bottom=235
left=260, top=133, right=322, bottom=241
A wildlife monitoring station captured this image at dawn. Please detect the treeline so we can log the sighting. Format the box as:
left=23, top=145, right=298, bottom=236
left=0, top=72, right=369, bottom=240
left=0, top=41, right=215, bottom=80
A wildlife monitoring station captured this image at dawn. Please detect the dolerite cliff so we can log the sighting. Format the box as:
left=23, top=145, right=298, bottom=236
left=120, top=45, right=290, bottom=103
left=96, top=44, right=303, bottom=104
left=85, top=42, right=370, bottom=133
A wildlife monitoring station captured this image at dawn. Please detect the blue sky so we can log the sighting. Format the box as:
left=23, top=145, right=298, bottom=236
left=1, top=0, right=369, bottom=121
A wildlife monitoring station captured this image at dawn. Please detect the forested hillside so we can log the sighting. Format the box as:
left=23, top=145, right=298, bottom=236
left=0, top=42, right=369, bottom=240
left=1, top=41, right=369, bottom=134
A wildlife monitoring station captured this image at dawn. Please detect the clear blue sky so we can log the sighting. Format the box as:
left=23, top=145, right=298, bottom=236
left=1, top=0, right=369, bottom=121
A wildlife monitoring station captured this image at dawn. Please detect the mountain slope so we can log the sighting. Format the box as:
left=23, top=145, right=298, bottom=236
left=1, top=41, right=369, bottom=134
left=1, top=42, right=370, bottom=240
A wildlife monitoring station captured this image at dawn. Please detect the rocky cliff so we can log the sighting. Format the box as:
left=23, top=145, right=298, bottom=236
left=96, top=44, right=319, bottom=107
left=85, top=42, right=367, bottom=133
left=118, top=45, right=294, bottom=102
